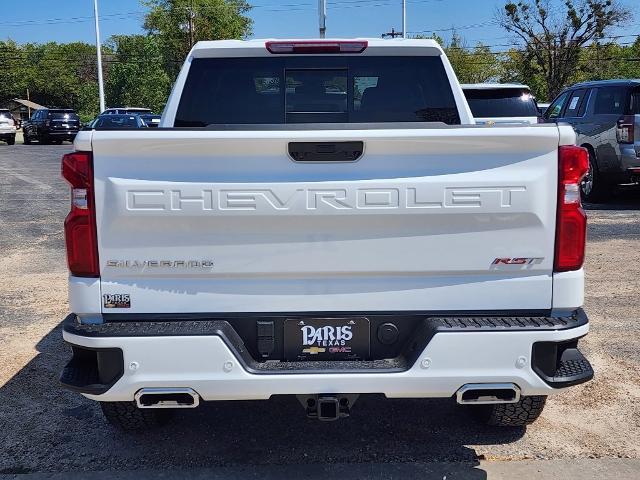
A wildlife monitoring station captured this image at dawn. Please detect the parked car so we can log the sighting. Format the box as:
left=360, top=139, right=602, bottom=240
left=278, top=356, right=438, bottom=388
left=88, top=114, right=148, bottom=129
left=140, top=114, right=162, bottom=127
left=102, top=107, right=153, bottom=116
left=23, top=108, right=80, bottom=144
left=544, top=79, right=640, bottom=202
left=462, top=83, right=540, bottom=125
left=0, top=109, right=16, bottom=145
left=60, top=39, right=593, bottom=431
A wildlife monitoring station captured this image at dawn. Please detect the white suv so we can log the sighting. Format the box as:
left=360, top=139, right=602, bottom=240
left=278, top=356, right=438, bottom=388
left=101, top=107, right=153, bottom=116
left=0, top=109, right=16, bottom=145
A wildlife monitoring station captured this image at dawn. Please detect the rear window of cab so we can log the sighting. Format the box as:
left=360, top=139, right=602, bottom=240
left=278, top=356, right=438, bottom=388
left=464, top=88, right=539, bottom=118
left=175, top=56, right=461, bottom=126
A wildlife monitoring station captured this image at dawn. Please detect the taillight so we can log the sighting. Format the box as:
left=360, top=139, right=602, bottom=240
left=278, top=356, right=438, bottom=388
left=265, top=40, right=368, bottom=54
left=616, top=115, right=635, bottom=144
left=62, top=151, right=99, bottom=277
left=554, top=146, right=589, bottom=272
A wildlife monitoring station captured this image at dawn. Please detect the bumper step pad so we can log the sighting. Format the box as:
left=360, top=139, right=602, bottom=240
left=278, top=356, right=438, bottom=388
left=546, top=349, right=594, bottom=387
left=59, top=345, right=124, bottom=395
left=60, top=357, right=100, bottom=392
left=532, top=344, right=594, bottom=388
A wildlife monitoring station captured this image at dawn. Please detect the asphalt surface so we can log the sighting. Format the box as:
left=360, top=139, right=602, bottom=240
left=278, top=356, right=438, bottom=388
left=0, top=144, right=639, bottom=476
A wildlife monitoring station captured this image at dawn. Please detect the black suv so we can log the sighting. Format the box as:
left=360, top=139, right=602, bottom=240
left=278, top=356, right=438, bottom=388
left=544, top=80, right=640, bottom=201
left=23, top=108, right=81, bottom=145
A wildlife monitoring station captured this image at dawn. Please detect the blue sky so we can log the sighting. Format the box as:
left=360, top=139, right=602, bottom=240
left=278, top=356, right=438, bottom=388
left=1, top=0, right=639, bottom=47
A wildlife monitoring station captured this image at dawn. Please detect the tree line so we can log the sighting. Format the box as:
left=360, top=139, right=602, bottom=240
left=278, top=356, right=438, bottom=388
left=0, top=0, right=252, bottom=122
left=439, top=0, right=638, bottom=100
left=0, top=0, right=636, bottom=122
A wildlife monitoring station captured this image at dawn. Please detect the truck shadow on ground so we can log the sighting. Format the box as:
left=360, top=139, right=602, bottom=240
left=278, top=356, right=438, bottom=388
left=0, top=323, right=528, bottom=478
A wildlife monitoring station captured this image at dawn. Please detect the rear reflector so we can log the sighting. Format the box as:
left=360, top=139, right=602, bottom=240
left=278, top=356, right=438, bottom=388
left=266, top=40, right=368, bottom=54
left=554, top=146, right=589, bottom=272
left=62, top=151, right=99, bottom=277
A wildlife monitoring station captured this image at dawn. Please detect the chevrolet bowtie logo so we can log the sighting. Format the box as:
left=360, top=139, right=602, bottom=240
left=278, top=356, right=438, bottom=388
left=302, top=346, right=326, bottom=355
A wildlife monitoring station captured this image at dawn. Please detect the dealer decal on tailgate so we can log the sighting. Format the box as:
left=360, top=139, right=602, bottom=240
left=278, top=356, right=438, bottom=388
left=103, top=294, right=131, bottom=309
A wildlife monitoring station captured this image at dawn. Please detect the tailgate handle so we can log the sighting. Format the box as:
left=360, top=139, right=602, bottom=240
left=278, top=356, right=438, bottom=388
left=288, top=141, right=364, bottom=162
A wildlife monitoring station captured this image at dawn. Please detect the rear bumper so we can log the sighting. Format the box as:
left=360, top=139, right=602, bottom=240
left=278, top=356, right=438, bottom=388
left=61, top=311, right=592, bottom=402
left=47, top=132, right=78, bottom=137
left=603, top=147, right=640, bottom=182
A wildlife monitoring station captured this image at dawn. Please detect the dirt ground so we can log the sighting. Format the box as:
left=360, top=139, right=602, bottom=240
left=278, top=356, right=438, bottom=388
left=0, top=145, right=639, bottom=474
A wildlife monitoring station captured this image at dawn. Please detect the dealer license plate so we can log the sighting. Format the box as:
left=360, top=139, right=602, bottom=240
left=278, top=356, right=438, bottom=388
left=284, top=317, right=370, bottom=361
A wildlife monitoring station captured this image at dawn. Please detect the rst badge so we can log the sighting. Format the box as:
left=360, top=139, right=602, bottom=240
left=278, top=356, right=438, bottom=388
left=103, top=294, right=131, bottom=309
left=491, top=257, right=544, bottom=269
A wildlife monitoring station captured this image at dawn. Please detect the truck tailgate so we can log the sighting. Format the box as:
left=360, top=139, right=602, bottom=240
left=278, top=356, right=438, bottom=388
left=92, top=126, right=561, bottom=314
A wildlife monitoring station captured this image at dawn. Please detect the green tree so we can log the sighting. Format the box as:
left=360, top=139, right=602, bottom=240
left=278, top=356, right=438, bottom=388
left=142, top=0, right=252, bottom=75
left=0, top=40, right=29, bottom=105
left=0, top=41, right=102, bottom=121
left=413, top=34, right=503, bottom=84
left=443, top=34, right=503, bottom=84
left=497, top=0, right=630, bottom=99
left=105, top=35, right=173, bottom=114
left=499, top=48, right=548, bottom=99
left=578, top=39, right=640, bottom=82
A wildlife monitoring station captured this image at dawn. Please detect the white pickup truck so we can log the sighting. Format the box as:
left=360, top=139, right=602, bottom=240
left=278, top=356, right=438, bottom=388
left=60, top=38, right=593, bottom=430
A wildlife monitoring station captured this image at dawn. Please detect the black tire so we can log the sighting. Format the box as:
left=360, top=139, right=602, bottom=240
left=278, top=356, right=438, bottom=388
left=6, top=136, right=15, bottom=145
left=470, top=395, right=547, bottom=427
left=100, top=401, right=171, bottom=431
left=23, top=132, right=31, bottom=145
left=581, top=150, right=611, bottom=203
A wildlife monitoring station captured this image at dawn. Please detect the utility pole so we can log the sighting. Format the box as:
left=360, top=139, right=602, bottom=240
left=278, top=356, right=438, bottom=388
left=188, top=0, right=195, bottom=49
left=93, top=0, right=106, bottom=113
left=318, top=0, right=326, bottom=38
left=382, top=28, right=403, bottom=39
left=402, top=0, right=406, bottom=38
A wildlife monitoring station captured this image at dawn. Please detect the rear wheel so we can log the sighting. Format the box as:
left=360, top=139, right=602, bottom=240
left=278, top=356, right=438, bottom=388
left=470, top=395, right=547, bottom=427
left=581, top=151, right=611, bottom=203
left=100, top=401, right=172, bottom=431
left=6, top=136, right=15, bottom=145
left=23, top=132, right=31, bottom=145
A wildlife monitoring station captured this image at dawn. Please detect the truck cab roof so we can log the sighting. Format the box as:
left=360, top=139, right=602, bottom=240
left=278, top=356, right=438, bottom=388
left=461, top=83, right=531, bottom=91
left=189, top=38, right=445, bottom=58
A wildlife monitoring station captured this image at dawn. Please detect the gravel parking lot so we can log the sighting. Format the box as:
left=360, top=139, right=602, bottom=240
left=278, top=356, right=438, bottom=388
left=1, top=144, right=639, bottom=475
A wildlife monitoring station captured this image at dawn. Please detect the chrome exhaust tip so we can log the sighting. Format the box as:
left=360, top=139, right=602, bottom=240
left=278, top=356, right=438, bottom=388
left=135, top=387, right=200, bottom=409
left=456, top=383, right=520, bottom=405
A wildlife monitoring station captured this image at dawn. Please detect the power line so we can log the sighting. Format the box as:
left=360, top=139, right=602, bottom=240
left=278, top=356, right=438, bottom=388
left=0, top=11, right=145, bottom=27
left=408, top=20, right=499, bottom=34
left=0, top=0, right=446, bottom=26
left=0, top=35, right=637, bottom=61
